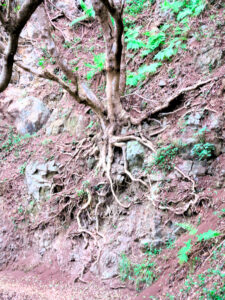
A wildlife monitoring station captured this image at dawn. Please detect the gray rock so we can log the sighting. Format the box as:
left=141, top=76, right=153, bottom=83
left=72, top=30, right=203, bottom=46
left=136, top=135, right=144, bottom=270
left=196, top=47, right=224, bottom=73
left=149, top=171, right=165, bottom=182
left=126, top=141, right=145, bottom=170
left=186, top=112, right=202, bottom=126
left=87, top=157, right=96, bottom=169
left=46, top=107, right=88, bottom=139
left=177, top=160, right=193, bottom=175
left=25, top=161, right=58, bottom=201
left=98, top=251, right=119, bottom=279
left=7, top=96, right=50, bottom=135
left=190, top=161, right=207, bottom=176
left=159, top=80, right=166, bottom=87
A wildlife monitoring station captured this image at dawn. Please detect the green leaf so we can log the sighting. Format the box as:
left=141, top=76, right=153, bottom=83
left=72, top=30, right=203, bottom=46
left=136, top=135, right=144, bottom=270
left=197, top=230, right=221, bottom=242
left=178, top=239, right=192, bottom=264
left=177, top=8, right=192, bottom=21
left=127, top=39, right=145, bottom=50
left=70, top=15, right=89, bottom=26
left=176, top=223, right=198, bottom=235
left=70, top=0, right=95, bottom=26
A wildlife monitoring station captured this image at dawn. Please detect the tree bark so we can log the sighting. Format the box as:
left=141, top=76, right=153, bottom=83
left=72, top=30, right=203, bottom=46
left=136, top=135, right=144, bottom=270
left=0, top=0, right=44, bottom=92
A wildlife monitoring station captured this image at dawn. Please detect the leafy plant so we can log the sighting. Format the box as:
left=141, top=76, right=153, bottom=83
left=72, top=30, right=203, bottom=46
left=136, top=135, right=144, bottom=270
left=161, top=0, right=206, bottom=21
left=125, top=26, right=145, bottom=51
left=85, top=53, right=106, bottom=80
left=177, top=226, right=221, bottom=264
left=125, top=0, right=151, bottom=16
left=119, top=253, right=156, bottom=290
left=0, top=129, right=34, bottom=153
left=70, top=0, right=95, bottom=26
left=154, top=37, right=187, bottom=61
left=191, top=143, right=215, bottom=160
left=133, top=260, right=156, bottom=290
left=119, top=253, right=132, bottom=281
left=126, top=62, right=162, bottom=86
left=196, top=230, right=221, bottom=242
left=141, top=31, right=166, bottom=57
left=178, top=239, right=192, bottom=263
left=151, top=144, right=179, bottom=171
left=19, top=162, right=27, bottom=175
left=176, top=223, right=198, bottom=235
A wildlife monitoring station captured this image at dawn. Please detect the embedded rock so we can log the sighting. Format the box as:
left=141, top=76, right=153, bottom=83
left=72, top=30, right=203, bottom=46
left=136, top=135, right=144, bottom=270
left=126, top=141, right=145, bottom=170
left=25, top=161, right=58, bottom=201
left=7, top=96, right=50, bottom=135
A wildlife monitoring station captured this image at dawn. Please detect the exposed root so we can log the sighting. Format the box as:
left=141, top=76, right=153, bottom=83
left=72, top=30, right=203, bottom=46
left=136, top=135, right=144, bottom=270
left=106, top=144, right=130, bottom=209
left=119, top=143, right=148, bottom=188
left=113, top=134, right=155, bottom=152
left=130, top=77, right=217, bottom=125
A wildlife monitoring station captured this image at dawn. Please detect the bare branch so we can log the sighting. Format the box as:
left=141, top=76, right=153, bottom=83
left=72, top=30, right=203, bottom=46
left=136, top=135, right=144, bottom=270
left=6, top=0, right=12, bottom=20
left=0, top=11, right=6, bottom=25
left=0, top=0, right=44, bottom=92
left=15, top=60, right=105, bottom=119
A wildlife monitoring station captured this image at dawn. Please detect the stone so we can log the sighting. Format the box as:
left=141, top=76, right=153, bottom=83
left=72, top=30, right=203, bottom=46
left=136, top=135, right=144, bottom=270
left=190, top=161, right=207, bottom=176
left=25, top=161, right=58, bottom=201
left=159, top=80, right=166, bottom=87
left=196, top=47, right=224, bottom=74
left=177, top=160, right=193, bottom=175
left=87, top=157, right=96, bottom=169
left=98, top=251, right=119, bottom=279
left=7, top=96, right=50, bottom=135
left=186, top=112, right=203, bottom=126
left=46, top=107, right=88, bottom=139
left=126, top=141, right=145, bottom=170
left=149, top=171, right=165, bottom=182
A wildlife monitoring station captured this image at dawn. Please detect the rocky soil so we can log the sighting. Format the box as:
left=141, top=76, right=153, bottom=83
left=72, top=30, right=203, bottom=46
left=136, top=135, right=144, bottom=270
left=0, top=0, right=225, bottom=299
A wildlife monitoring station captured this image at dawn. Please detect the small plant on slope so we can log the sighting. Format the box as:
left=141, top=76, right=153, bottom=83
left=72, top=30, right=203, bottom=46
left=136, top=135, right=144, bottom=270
left=177, top=223, right=221, bottom=264
left=70, top=0, right=95, bottom=26
left=191, top=142, right=215, bottom=160
left=85, top=53, right=106, bottom=80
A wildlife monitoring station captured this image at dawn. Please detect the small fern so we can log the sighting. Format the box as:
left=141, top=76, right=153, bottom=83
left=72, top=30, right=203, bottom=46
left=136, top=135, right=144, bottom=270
left=176, top=223, right=198, bottom=235
left=126, top=63, right=162, bottom=86
left=178, top=239, right=192, bottom=264
left=85, top=53, right=106, bottom=80
left=70, top=0, right=95, bottom=26
left=197, top=230, right=221, bottom=242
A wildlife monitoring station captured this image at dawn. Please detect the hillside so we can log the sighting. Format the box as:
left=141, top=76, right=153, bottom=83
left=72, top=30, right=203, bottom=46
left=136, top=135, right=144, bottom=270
left=0, top=0, right=225, bottom=299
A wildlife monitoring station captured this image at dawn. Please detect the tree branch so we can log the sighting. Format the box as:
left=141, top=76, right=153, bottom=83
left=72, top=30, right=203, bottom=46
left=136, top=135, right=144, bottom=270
left=0, top=0, right=44, bottom=93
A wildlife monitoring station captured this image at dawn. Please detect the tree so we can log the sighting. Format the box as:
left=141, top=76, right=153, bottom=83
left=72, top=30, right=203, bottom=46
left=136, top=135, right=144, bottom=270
left=0, top=0, right=157, bottom=212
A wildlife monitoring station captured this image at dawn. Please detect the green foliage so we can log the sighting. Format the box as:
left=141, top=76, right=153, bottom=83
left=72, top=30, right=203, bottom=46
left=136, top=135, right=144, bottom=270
left=196, top=230, right=221, bottom=242
left=161, top=0, right=206, bottom=21
left=38, top=57, right=45, bottom=68
left=85, top=53, right=106, bottom=80
left=191, top=143, right=215, bottom=160
left=176, top=223, right=198, bottom=235
left=177, top=226, right=221, bottom=264
left=70, top=0, right=95, bottom=26
left=119, top=253, right=156, bottom=290
left=181, top=263, right=225, bottom=297
left=125, top=26, right=145, bottom=51
left=19, top=162, right=27, bottom=175
left=0, top=1, right=7, bottom=7
left=123, top=0, right=206, bottom=87
left=126, top=63, right=162, bottom=86
left=0, top=128, right=34, bottom=153
left=119, top=253, right=132, bottom=281
left=76, top=189, right=86, bottom=198
left=154, top=37, right=187, bottom=61
left=125, top=0, right=151, bottom=16
left=133, top=260, right=156, bottom=290
left=178, top=239, right=192, bottom=263
left=141, top=31, right=166, bottom=57
left=151, top=144, right=179, bottom=171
